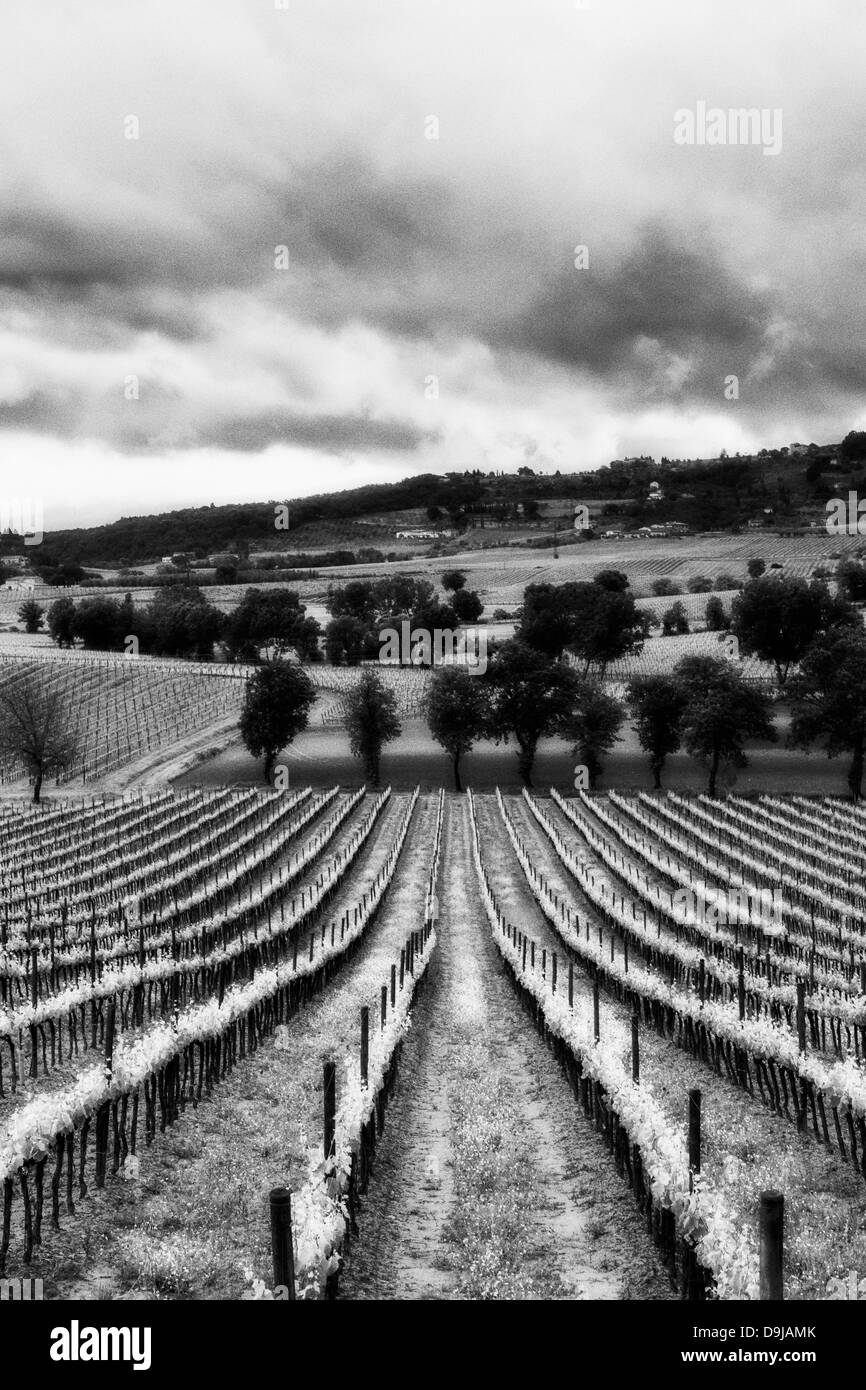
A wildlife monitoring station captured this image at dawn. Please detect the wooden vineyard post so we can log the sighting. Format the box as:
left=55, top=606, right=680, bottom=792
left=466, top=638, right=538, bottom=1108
left=796, top=980, right=806, bottom=1054
left=390, top=964, right=396, bottom=1009
left=323, top=1061, right=336, bottom=1161
left=737, top=948, right=746, bottom=1022
left=399, top=949, right=405, bottom=990
left=269, top=1188, right=296, bottom=1299
left=759, top=1191, right=784, bottom=1300
left=381, top=985, right=387, bottom=1032
left=631, top=1012, right=639, bottom=1085
left=94, top=1001, right=116, bottom=1189
left=593, top=974, right=600, bottom=1042
left=688, top=1089, right=701, bottom=1186
left=568, top=962, right=574, bottom=1009
left=552, top=952, right=557, bottom=994
left=360, top=1007, right=369, bottom=1088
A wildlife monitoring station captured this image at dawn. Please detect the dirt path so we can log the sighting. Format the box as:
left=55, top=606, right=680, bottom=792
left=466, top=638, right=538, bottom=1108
left=339, top=797, right=675, bottom=1301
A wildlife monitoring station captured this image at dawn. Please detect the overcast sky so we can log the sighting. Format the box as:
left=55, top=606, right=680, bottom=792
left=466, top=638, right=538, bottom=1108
left=2, top=0, right=865, bottom=527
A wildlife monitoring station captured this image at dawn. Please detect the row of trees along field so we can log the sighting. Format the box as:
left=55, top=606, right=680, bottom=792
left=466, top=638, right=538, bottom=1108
left=26, top=569, right=484, bottom=664
left=238, top=618, right=866, bottom=799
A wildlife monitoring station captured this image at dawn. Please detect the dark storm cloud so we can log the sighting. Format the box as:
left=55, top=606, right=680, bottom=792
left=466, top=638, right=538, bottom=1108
left=501, top=227, right=769, bottom=375
left=5, top=0, right=866, bottom=523
left=0, top=389, right=436, bottom=456
left=191, top=411, right=438, bottom=454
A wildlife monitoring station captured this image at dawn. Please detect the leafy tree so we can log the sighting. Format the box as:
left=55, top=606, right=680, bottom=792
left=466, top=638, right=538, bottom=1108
left=451, top=588, right=483, bottom=623
left=223, top=588, right=320, bottom=663
left=239, top=662, right=315, bottom=783
left=411, top=597, right=458, bottom=640
left=487, top=639, right=581, bottom=786
left=35, top=560, right=87, bottom=586
left=0, top=675, right=78, bottom=802
left=627, top=675, right=688, bottom=789
left=73, top=597, right=125, bottom=650
left=327, top=579, right=378, bottom=627
left=520, top=582, right=645, bottom=672
left=662, top=601, right=690, bottom=635
left=747, top=558, right=766, bottom=579
left=839, top=430, right=866, bottom=463
left=651, top=578, right=679, bottom=597
left=788, top=629, right=866, bottom=799
left=344, top=670, right=401, bottom=786
left=674, top=655, right=776, bottom=796
left=18, top=599, right=44, bottom=634
left=147, top=585, right=221, bottom=660
left=687, top=575, right=713, bottom=594
left=47, top=596, right=76, bottom=648
left=835, top=558, right=866, bottom=601
left=441, top=569, right=467, bottom=592
left=426, top=666, right=490, bottom=790
left=704, top=595, right=728, bottom=631
left=731, top=575, right=856, bottom=687
left=518, top=582, right=579, bottom=658
left=592, top=569, right=629, bottom=593
left=715, top=573, right=739, bottom=591
left=568, top=587, right=646, bottom=676
left=562, top=681, right=624, bottom=789
left=324, top=615, right=367, bottom=665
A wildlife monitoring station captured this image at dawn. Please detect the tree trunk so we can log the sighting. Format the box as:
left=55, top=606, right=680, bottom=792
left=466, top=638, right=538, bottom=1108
left=368, top=753, right=380, bottom=788
left=517, top=742, right=536, bottom=787
left=848, top=740, right=864, bottom=801
left=263, top=750, right=275, bottom=785
left=33, top=771, right=42, bottom=804
left=652, top=759, right=662, bottom=790
left=452, top=754, right=462, bottom=793
left=707, top=749, right=720, bottom=798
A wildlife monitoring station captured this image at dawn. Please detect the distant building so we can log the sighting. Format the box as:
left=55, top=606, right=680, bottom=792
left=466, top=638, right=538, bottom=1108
left=4, top=576, right=36, bottom=592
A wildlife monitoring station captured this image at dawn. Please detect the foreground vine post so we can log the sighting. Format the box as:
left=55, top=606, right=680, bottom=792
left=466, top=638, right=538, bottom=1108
left=323, top=1061, right=336, bottom=1160
left=380, top=985, right=387, bottom=1032
left=104, top=1000, right=116, bottom=1077
left=390, top=964, right=396, bottom=1009
left=759, top=1191, right=784, bottom=1300
left=360, top=1007, right=369, bottom=1088
left=94, top=1001, right=117, bottom=1190
left=631, top=1013, right=639, bottom=1084
left=796, top=981, right=806, bottom=1054
left=593, top=976, right=600, bottom=1042
left=269, top=1188, right=297, bottom=1299
left=568, top=962, right=573, bottom=1008
left=688, top=1089, right=701, bottom=1188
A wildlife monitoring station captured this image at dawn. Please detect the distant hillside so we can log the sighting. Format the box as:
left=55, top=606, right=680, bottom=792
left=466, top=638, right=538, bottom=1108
left=1, top=438, right=860, bottom=569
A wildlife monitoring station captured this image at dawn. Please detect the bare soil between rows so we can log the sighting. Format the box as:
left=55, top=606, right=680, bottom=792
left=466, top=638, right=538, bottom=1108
left=339, top=798, right=676, bottom=1301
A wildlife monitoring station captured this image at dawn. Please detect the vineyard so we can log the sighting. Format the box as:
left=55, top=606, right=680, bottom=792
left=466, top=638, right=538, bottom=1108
left=0, top=654, right=247, bottom=787
left=2, top=785, right=865, bottom=1301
